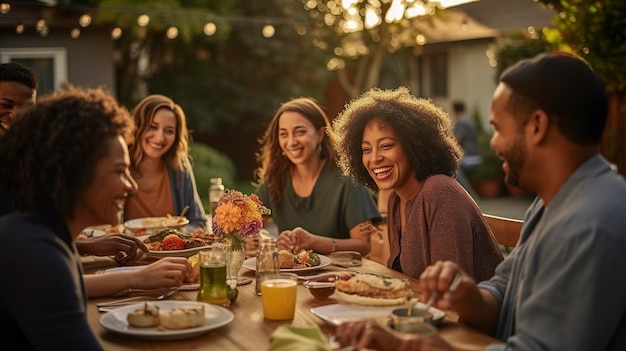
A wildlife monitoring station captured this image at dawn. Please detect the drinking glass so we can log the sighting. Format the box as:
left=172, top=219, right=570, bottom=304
left=260, top=273, right=298, bottom=320
left=196, top=246, right=229, bottom=306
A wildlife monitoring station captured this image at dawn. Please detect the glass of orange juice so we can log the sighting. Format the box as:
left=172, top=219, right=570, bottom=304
left=260, top=273, right=298, bottom=320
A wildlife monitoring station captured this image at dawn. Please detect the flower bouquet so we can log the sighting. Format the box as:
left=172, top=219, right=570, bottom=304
left=212, top=189, right=270, bottom=288
left=211, top=189, right=271, bottom=246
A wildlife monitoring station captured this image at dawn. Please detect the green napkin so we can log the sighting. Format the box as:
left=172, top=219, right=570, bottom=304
left=267, top=324, right=332, bottom=351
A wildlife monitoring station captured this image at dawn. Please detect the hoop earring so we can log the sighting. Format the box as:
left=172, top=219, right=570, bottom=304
left=316, top=143, right=322, bottom=155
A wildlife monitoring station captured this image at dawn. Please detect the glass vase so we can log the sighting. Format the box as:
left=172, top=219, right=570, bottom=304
left=223, top=234, right=245, bottom=288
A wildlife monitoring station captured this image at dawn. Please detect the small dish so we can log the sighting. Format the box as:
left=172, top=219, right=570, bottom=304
left=303, top=280, right=335, bottom=300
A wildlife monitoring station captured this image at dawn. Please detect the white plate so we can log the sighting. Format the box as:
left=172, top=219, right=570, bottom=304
left=242, top=254, right=332, bottom=273
left=124, top=216, right=189, bottom=236
left=99, top=301, right=233, bottom=340
left=148, top=245, right=211, bottom=258
left=310, top=301, right=446, bottom=326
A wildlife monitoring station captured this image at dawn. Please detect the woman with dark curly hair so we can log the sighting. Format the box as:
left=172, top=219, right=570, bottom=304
left=254, top=97, right=381, bottom=256
left=332, top=87, right=502, bottom=281
left=0, top=86, right=191, bottom=349
left=124, top=94, right=208, bottom=232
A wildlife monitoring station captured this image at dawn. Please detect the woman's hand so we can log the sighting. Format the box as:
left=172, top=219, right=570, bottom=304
left=130, top=257, right=192, bottom=290
left=76, top=233, right=149, bottom=264
left=276, top=227, right=312, bottom=253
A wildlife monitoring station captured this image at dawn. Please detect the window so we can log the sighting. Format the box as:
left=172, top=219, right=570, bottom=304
left=0, top=47, right=68, bottom=97
left=429, top=52, right=448, bottom=97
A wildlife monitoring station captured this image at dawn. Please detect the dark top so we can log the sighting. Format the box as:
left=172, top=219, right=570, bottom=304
left=0, top=211, right=103, bottom=350
left=256, top=161, right=381, bottom=238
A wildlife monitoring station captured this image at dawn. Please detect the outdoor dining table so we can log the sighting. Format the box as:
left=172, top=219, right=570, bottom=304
left=84, top=256, right=501, bottom=350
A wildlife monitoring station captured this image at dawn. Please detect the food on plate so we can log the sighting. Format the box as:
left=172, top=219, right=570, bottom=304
left=159, top=305, right=206, bottom=330
left=162, top=234, right=185, bottom=250
left=186, top=254, right=201, bottom=283
left=144, top=228, right=192, bottom=243
left=333, top=273, right=409, bottom=306
left=277, top=249, right=321, bottom=269
left=278, top=250, right=294, bottom=269
left=127, top=303, right=160, bottom=328
left=144, top=228, right=213, bottom=251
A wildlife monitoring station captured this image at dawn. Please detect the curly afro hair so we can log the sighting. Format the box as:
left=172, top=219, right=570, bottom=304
left=332, top=87, right=461, bottom=191
left=0, top=85, right=134, bottom=218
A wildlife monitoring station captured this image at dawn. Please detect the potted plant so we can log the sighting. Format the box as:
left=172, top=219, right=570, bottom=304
left=468, top=110, right=505, bottom=198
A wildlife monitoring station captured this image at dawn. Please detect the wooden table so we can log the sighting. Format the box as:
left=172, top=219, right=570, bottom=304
left=86, top=258, right=500, bottom=350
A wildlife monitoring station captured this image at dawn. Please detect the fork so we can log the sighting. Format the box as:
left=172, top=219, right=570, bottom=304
left=97, top=287, right=179, bottom=308
left=422, top=272, right=464, bottom=311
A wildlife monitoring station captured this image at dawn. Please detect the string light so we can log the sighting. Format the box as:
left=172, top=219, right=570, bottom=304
left=203, top=22, right=216, bottom=36
left=15, top=23, right=24, bottom=34
left=166, top=26, right=179, bottom=39
left=78, top=14, right=91, bottom=27
left=111, top=27, right=122, bottom=40
left=71, top=28, right=80, bottom=38
left=262, top=24, right=275, bottom=38
left=137, top=14, right=150, bottom=27
left=0, top=2, right=10, bottom=15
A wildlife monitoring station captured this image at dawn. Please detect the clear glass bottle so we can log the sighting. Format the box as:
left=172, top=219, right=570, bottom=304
left=209, top=177, right=225, bottom=217
left=255, top=238, right=280, bottom=295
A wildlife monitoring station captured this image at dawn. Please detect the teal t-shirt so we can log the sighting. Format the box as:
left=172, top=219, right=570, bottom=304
left=256, top=162, right=381, bottom=238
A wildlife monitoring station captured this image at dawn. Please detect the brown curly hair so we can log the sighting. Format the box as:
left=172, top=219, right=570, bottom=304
left=254, top=97, right=336, bottom=204
left=128, top=94, right=190, bottom=176
left=332, top=87, right=461, bottom=191
left=0, top=85, right=134, bottom=219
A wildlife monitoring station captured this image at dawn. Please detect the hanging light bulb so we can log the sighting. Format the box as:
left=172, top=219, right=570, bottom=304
left=15, top=22, right=24, bottom=34
left=166, top=26, right=178, bottom=39
left=36, top=18, right=46, bottom=33
left=0, top=2, right=10, bottom=14
left=111, top=27, right=122, bottom=40
left=79, top=14, right=91, bottom=27
left=262, top=24, right=275, bottom=38
left=137, top=14, right=150, bottom=27
left=71, top=28, right=80, bottom=38
left=203, top=22, right=216, bottom=36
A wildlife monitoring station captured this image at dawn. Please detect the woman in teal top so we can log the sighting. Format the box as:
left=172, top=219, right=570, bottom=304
left=254, top=97, right=381, bottom=256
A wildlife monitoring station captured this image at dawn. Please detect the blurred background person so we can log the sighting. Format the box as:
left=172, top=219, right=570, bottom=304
left=125, top=94, right=208, bottom=232
left=333, top=87, right=502, bottom=281
left=0, top=62, right=37, bottom=136
left=452, top=100, right=481, bottom=198
left=254, top=97, right=381, bottom=256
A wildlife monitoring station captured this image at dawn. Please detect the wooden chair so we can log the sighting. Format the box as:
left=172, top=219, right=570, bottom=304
left=483, top=213, right=523, bottom=248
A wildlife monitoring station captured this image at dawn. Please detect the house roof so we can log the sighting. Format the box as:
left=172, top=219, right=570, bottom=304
left=423, top=0, right=556, bottom=43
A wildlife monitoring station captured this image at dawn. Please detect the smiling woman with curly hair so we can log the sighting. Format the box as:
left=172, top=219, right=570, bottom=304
left=332, top=87, right=502, bottom=282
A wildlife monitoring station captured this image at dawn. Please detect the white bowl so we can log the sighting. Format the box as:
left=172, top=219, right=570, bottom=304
left=124, top=216, right=190, bottom=236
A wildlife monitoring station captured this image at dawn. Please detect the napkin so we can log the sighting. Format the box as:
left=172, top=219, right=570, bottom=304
left=267, top=324, right=332, bottom=351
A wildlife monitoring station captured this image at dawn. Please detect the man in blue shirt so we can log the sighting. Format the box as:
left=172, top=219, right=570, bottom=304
left=336, top=52, right=626, bottom=351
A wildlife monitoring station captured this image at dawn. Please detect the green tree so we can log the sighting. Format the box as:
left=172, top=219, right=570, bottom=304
left=537, top=0, right=626, bottom=175
left=299, top=0, right=458, bottom=98
left=82, top=0, right=332, bottom=180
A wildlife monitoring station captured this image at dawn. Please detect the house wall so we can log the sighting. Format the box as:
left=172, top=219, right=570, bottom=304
left=0, top=29, right=116, bottom=96
left=423, top=38, right=497, bottom=132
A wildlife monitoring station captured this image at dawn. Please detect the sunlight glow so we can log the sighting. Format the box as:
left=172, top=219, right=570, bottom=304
left=385, top=0, right=405, bottom=23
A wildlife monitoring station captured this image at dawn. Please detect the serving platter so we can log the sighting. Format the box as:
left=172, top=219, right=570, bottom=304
left=310, top=301, right=446, bottom=326
left=99, top=301, right=233, bottom=340
left=241, top=254, right=332, bottom=273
